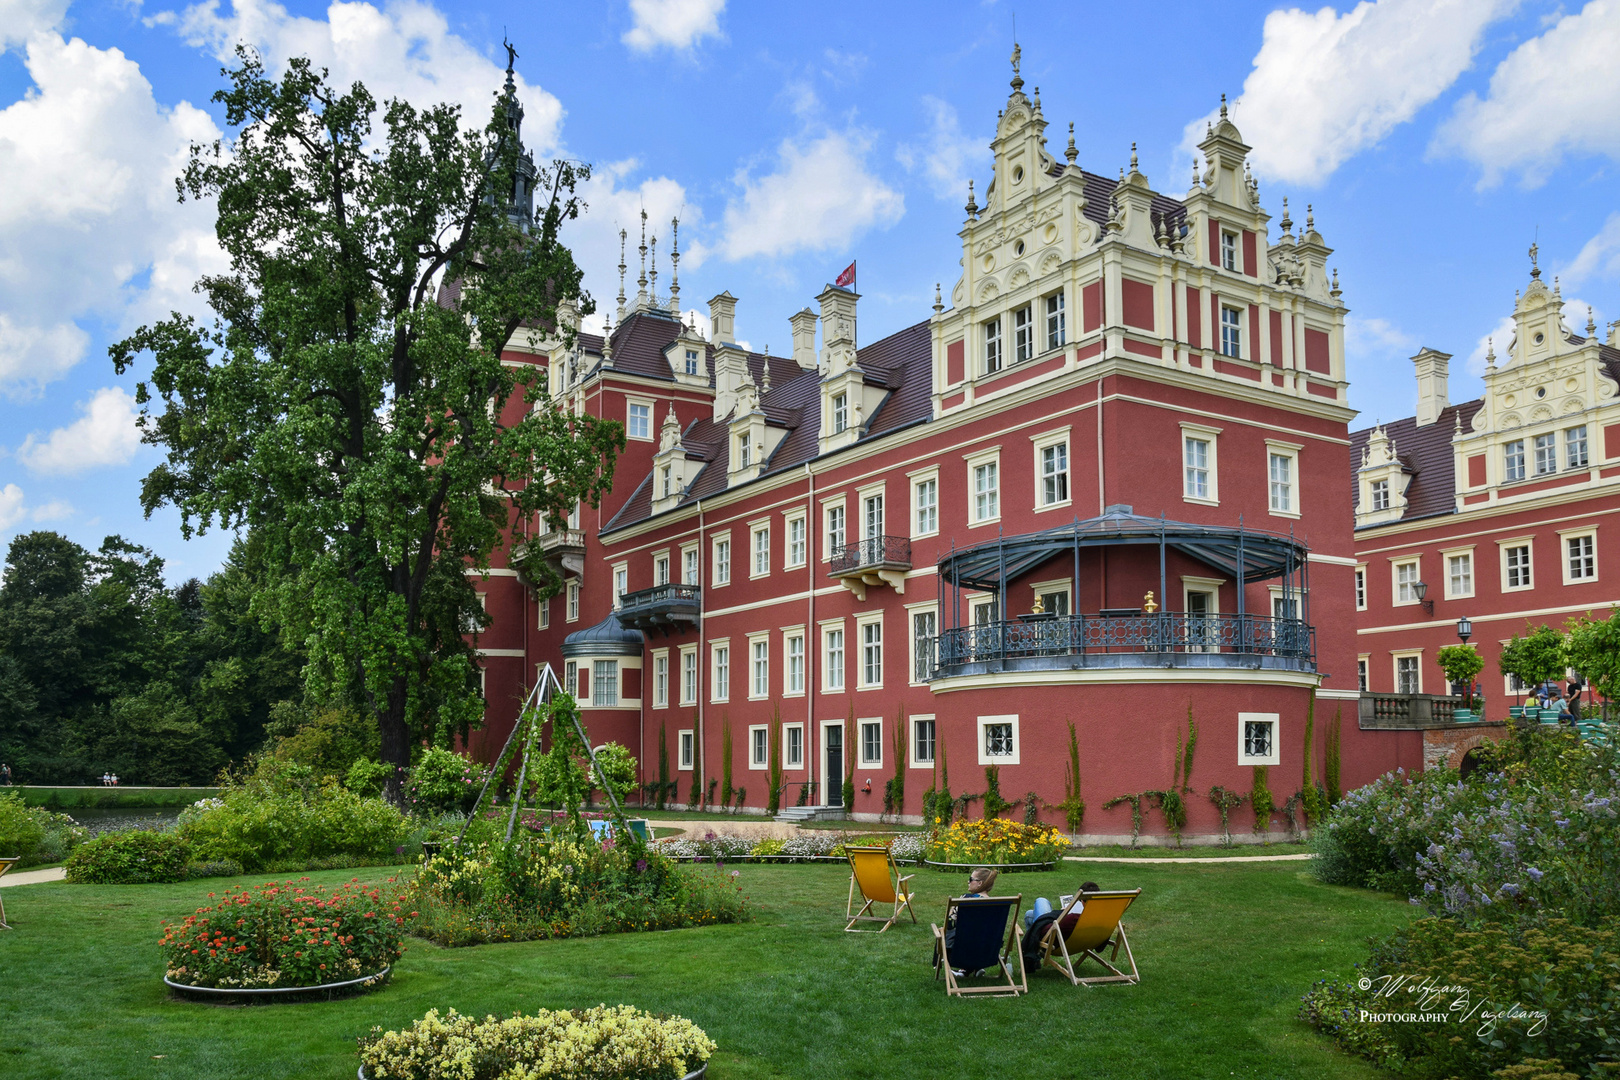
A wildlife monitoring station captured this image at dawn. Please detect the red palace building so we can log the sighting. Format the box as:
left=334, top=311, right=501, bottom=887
left=469, top=62, right=1439, bottom=840
left=1351, top=258, right=1620, bottom=770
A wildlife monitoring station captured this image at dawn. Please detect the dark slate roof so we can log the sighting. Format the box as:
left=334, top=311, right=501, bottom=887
left=1349, top=334, right=1620, bottom=527
left=561, top=614, right=644, bottom=657
left=600, top=319, right=934, bottom=534
left=579, top=308, right=808, bottom=389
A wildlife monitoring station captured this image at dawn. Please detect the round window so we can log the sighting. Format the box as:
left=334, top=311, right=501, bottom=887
left=1534, top=332, right=1545, bottom=345
left=1014, top=240, right=1025, bottom=257
left=1012, top=165, right=1024, bottom=183
left=1536, top=386, right=1547, bottom=399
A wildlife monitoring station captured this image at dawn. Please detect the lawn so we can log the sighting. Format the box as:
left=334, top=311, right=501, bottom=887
left=0, top=860, right=1407, bottom=1079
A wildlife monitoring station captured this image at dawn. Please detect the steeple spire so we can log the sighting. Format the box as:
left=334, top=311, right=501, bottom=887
left=648, top=233, right=659, bottom=308
left=616, top=228, right=627, bottom=320
left=669, top=217, right=681, bottom=317
left=636, top=209, right=648, bottom=306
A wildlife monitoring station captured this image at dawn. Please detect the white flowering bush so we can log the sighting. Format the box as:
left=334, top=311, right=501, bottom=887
left=358, top=1004, right=715, bottom=1080
left=650, top=830, right=925, bottom=864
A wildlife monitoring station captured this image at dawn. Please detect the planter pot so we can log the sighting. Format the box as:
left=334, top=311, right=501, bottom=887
left=1540, top=710, right=1562, bottom=724
left=360, top=1060, right=707, bottom=1080
left=921, top=858, right=1057, bottom=873
left=1452, top=709, right=1474, bottom=723
left=165, top=966, right=390, bottom=1004
left=1509, top=706, right=1525, bottom=719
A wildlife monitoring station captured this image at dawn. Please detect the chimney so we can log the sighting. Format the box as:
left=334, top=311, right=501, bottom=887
left=1412, top=347, right=1451, bottom=427
left=708, top=291, right=738, bottom=346
left=789, top=308, right=818, bottom=371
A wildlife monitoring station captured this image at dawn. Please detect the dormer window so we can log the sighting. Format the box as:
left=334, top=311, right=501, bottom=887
left=685, top=349, right=699, bottom=376
left=1221, top=231, right=1238, bottom=271
left=832, top=393, right=849, bottom=434
left=1370, top=479, right=1390, bottom=511
left=1013, top=305, right=1033, bottom=363
left=1220, top=307, right=1242, bottom=358
left=737, top=434, right=752, bottom=468
left=984, top=317, right=1002, bottom=375
left=660, top=465, right=673, bottom=499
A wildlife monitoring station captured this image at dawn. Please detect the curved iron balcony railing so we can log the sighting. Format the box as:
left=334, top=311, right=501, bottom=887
left=931, top=611, right=1316, bottom=678
left=830, top=535, right=912, bottom=574
left=615, top=582, right=701, bottom=636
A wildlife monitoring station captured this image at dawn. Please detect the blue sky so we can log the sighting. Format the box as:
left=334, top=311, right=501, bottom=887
left=2, top=0, right=1618, bottom=582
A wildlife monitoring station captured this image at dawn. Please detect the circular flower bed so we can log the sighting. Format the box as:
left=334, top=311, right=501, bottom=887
left=924, top=819, right=1070, bottom=870
left=160, top=877, right=409, bottom=992
left=357, top=1004, right=716, bottom=1080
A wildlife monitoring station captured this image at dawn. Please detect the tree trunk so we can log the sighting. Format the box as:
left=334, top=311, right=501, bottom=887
left=379, top=678, right=412, bottom=808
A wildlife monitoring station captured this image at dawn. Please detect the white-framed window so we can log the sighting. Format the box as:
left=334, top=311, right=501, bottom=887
left=612, top=563, right=628, bottom=609
left=911, top=608, right=937, bottom=685
left=682, top=544, right=700, bottom=585
left=977, top=714, right=1019, bottom=765
left=592, top=660, right=618, bottom=707
left=660, top=464, right=674, bottom=499
left=1446, top=551, right=1474, bottom=598
left=736, top=433, right=753, bottom=469
left=566, top=580, right=580, bottom=622
left=1370, top=479, right=1390, bottom=511
left=785, top=632, right=806, bottom=696
left=539, top=597, right=550, bottom=629
left=971, top=458, right=1000, bottom=523
left=654, top=553, right=670, bottom=586
left=684, top=348, right=700, bottom=376
left=1044, top=291, right=1066, bottom=351
left=627, top=401, right=652, bottom=441
left=1220, top=306, right=1242, bottom=358
left=1506, top=670, right=1531, bottom=696
left=1238, top=712, right=1278, bottom=766
left=862, top=489, right=885, bottom=540
left=1503, top=541, right=1533, bottom=591
left=1220, top=230, right=1238, bottom=272
left=832, top=392, right=849, bottom=434
left=784, top=723, right=804, bottom=769
left=1180, top=423, right=1221, bottom=503
left=913, top=472, right=939, bottom=536
left=911, top=714, right=937, bottom=768
left=1271, top=590, right=1298, bottom=620
left=1032, top=577, right=1072, bottom=617
left=678, top=729, right=695, bottom=770
left=825, top=503, right=846, bottom=559
left=713, top=536, right=731, bottom=586
left=1357, top=657, right=1369, bottom=693
left=1565, top=531, right=1597, bottom=583
left=1567, top=425, right=1590, bottom=469
left=1354, top=566, right=1367, bottom=611
left=750, top=636, right=770, bottom=699
left=652, top=651, right=669, bottom=708
left=1038, top=437, right=1070, bottom=507
left=1266, top=443, right=1299, bottom=516
left=824, top=625, right=845, bottom=691
left=984, top=316, right=1002, bottom=375
left=785, top=513, right=807, bottom=567
left=1504, top=439, right=1526, bottom=482
left=858, top=719, right=883, bottom=767
left=1013, top=304, right=1034, bottom=364
left=749, top=725, right=769, bottom=769
left=1393, top=559, right=1421, bottom=605
left=680, top=646, right=697, bottom=705
left=564, top=660, right=578, bottom=698
left=1395, top=653, right=1421, bottom=694
left=969, top=595, right=1000, bottom=626
left=859, top=617, right=883, bottom=688
left=752, top=525, right=770, bottom=577
left=1534, top=431, right=1557, bottom=476
left=711, top=642, right=730, bottom=703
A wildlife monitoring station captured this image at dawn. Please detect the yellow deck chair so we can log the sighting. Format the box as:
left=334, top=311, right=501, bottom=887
left=844, top=845, right=916, bottom=932
left=1039, top=888, right=1141, bottom=986
left=0, top=856, right=19, bottom=930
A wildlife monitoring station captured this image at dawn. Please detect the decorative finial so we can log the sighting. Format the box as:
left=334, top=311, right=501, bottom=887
left=1031, top=594, right=1044, bottom=615
left=1144, top=590, right=1158, bottom=614
left=648, top=233, right=658, bottom=305
left=933, top=282, right=944, bottom=315
left=1306, top=204, right=1315, bottom=231
left=1486, top=337, right=1496, bottom=369
left=1219, top=93, right=1228, bottom=119
left=1192, top=157, right=1201, bottom=187
left=761, top=346, right=771, bottom=393
left=1065, top=122, right=1078, bottom=166
left=1529, top=240, right=1540, bottom=278
left=1033, top=86, right=1041, bottom=112
left=1010, top=41, right=1022, bottom=87
left=601, top=312, right=613, bottom=364
left=616, top=228, right=627, bottom=319
left=637, top=210, right=648, bottom=295
left=1130, top=142, right=1138, bottom=171
left=1280, top=196, right=1293, bottom=234
left=1554, top=275, right=1561, bottom=296
left=1330, top=268, right=1341, bottom=299
left=965, top=178, right=978, bottom=218
left=669, top=217, right=681, bottom=316
left=1588, top=307, right=1596, bottom=337
left=1119, top=166, right=1125, bottom=182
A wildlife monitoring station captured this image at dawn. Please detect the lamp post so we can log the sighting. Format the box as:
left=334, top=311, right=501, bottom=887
left=1415, top=580, right=1433, bottom=616
left=1456, top=616, right=1472, bottom=643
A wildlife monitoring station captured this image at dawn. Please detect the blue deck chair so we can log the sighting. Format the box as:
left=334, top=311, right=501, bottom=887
left=626, top=818, right=651, bottom=841
left=930, top=894, right=1027, bottom=997
left=587, top=819, right=613, bottom=841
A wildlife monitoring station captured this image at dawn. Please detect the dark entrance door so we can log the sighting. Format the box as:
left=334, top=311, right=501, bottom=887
left=825, top=724, right=843, bottom=806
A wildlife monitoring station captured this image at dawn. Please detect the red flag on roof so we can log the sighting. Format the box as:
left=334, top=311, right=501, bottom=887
left=834, top=261, right=856, bottom=289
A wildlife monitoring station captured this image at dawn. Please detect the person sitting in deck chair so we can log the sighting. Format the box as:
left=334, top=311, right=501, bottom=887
left=942, top=867, right=998, bottom=973
left=1025, top=881, right=1099, bottom=933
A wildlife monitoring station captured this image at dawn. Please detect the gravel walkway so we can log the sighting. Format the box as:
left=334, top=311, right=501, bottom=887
left=0, top=867, right=67, bottom=887
left=1064, top=853, right=1311, bottom=864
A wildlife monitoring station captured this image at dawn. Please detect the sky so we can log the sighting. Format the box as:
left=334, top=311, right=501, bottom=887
left=1, top=0, right=1618, bottom=582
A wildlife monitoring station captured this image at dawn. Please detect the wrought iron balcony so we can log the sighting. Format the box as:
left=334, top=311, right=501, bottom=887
left=514, top=527, right=586, bottom=586
left=930, top=611, right=1316, bottom=679
left=829, top=535, right=911, bottom=600
left=614, top=582, right=701, bottom=636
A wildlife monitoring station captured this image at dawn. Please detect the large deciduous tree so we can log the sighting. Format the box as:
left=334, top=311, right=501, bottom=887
left=111, top=50, right=622, bottom=800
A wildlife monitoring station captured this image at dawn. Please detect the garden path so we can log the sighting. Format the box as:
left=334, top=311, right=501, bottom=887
left=644, top=819, right=802, bottom=840
left=0, top=867, right=66, bottom=887
left=1065, top=854, right=1311, bottom=864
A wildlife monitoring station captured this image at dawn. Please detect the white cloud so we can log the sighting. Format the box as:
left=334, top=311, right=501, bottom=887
left=718, top=130, right=904, bottom=261
left=1182, top=0, right=1517, bottom=186
left=0, top=483, right=73, bottom=532
left=16, top=386, right=143, bottom=474
left=567, top=158, right=699, bottom=335
left=896, top=96, right=985, bottom=201
left=0, top=0, right=69, bottom=49
left=1346, top=314, right=1415, bottom=357
left=1563, top=212, right=1620, bottom=287
left=622, top=0, right=725, bottom=53
left=1435, top=1, right=1620, bottom=187
left=173, top=0, right=564, bottom=152
left=1464, top=313, right=1517, bottom=375
left=0, top=30, right=223, bottom=397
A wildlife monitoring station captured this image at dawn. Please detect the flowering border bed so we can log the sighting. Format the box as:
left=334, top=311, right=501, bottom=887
left=651, top=832, right=926, bottom=864
left=165, top=966, right=391, bottom=1003
left=920, top=858, right=1057, bottom=873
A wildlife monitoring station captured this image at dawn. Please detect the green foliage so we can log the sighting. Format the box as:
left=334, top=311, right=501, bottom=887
left=1438, top=643, right=1486, bottom=708
left=1103, top=793, right=1145, bottom=847
left=1023, top=791, right=1042, bottom=825
left=766, top=707, right=783, bottom=816
left=0, top=790, right=44, bottom=858
left=720, top=718, right=734, bottom=811
left=65, top=830, right=191, bottom=884
left=1565, top=607, right=1620, bottom=704
left=1251, top=765, right=1275, bottom=834
left=1182, top=705, right=1198, bottom=793
left=1144, top=789, right=1186, bottom=845
left=882, top=705, right=906, bottom=820
left=1323, top=708, right=1342, bottom=805
left=1057, top=720, right=1086, bottom=834
left=981, top=765, right=1011, bottom=819
left=270, top=704, right=380, bottom=780
left=842, top=705, right=855, bottom=812
left=1207, top=786, right=1246, bottom=845
left=0, top=790, right=88, bottom=866
left=344, top=758, right=393, bottom=798
left=406, top=747, right=488, bottom=815
left=1498, top=624, right=1569, bottom=699
left=1301, top=691, right=1324, bottom=825
left=109, top=52, right=625, bottom=799
left=655, top=722, right=673, bottom=811
left=533, top=695, right=592, bottom=820
left=588, top=743, right=637, bottom=809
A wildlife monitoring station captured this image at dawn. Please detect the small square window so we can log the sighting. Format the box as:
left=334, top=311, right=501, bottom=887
left=628, top=402, right=651, bottom=440
left=977, top=714, right=1019, bottom=764
left=1237, top=712, right=1279, bottom=765
left=1370, top=479, right=1390, bottom=512
left=1243, top=721, right=1271, bottom=758
left=985, top=723, right=1014, bottom=758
